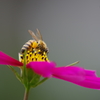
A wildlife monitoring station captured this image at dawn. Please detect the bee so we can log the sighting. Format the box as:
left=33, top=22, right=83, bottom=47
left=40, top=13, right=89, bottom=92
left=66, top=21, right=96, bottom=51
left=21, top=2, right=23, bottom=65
left=19, top=29, right=49, bottom=63
left=20, top=29, right=49, bottom=54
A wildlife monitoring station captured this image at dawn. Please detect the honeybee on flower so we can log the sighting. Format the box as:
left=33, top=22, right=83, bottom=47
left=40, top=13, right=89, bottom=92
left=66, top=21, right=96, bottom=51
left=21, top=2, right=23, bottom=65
left=19, top=29, right=49, bottom=64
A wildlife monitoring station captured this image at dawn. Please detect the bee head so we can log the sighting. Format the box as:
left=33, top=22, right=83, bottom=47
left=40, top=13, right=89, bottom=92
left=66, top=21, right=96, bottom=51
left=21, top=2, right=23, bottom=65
left=38, top=40, right=49, bottom=53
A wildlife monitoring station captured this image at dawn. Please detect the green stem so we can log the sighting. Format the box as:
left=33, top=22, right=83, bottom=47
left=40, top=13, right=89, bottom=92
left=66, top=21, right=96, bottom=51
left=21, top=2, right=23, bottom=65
left=7, top=65, right=22, bottom=83
left=66, top=61, right=80, bottom=66
left=23, top=88, right=30, bottom=100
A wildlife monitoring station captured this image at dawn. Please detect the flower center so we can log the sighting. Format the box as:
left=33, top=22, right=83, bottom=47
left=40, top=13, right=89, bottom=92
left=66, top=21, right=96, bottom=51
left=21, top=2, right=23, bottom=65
left=19, top=48, right=49, bottom=64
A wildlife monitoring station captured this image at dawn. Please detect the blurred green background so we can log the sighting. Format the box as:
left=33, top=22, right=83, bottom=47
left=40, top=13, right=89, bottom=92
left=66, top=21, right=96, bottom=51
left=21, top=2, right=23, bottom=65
left=0, top=0, right=100, bottom=100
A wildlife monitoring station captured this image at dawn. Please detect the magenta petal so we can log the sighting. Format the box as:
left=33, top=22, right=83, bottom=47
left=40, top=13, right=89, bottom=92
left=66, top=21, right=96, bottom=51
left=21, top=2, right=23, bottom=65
left=84, top=70, right=97, bottom=77
left=0, top=51, right=23, bottom=66
left=76, top=76, right=100, bottom=89
left=52, top=66, right=86, bottom=83
left=27, top=62, right=56, bottom=77
left=52, top=66, right=100, bottom=89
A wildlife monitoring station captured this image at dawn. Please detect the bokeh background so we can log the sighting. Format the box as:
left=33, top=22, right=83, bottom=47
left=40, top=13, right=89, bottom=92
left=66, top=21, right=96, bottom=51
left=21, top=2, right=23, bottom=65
left=0, top=0, right=100, bottom=100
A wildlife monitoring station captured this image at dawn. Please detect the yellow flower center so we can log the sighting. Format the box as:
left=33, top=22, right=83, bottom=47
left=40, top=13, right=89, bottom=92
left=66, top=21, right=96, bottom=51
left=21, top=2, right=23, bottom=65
left=19, top=48, right=49, bottom=64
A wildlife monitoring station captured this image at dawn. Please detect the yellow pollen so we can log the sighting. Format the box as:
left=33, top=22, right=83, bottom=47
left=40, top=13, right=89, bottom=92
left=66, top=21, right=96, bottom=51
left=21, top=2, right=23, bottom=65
left=33, top=41, right=38, bottom=48
left=19, top=49, right=49, bottom=64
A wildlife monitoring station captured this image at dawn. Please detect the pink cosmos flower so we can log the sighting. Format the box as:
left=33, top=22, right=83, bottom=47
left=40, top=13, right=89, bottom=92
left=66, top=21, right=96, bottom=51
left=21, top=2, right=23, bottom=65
left=0, top=51, right=100, bottom=90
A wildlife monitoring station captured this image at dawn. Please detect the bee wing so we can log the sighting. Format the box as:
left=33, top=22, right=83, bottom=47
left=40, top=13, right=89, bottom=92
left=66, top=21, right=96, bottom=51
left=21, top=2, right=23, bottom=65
left=28, top=30, right=38, bottom=41
left=36, top=29, right=43, bottom=40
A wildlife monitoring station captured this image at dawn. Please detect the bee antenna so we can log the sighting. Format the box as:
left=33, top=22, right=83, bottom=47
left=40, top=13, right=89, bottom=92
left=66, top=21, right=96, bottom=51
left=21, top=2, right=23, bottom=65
left=28, top=30, right=38, bottom=41
left=36, top=29, right=43, bottom=40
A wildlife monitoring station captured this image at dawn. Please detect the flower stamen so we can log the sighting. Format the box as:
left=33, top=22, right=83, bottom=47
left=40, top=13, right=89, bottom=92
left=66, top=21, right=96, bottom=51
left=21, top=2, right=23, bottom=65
left=19, top=49, right=49, bottom=64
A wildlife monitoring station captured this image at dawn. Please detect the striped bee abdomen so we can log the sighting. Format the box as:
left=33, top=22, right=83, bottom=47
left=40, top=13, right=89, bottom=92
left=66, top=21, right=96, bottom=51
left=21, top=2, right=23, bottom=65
left=20, top=40, right=35, bottom=54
